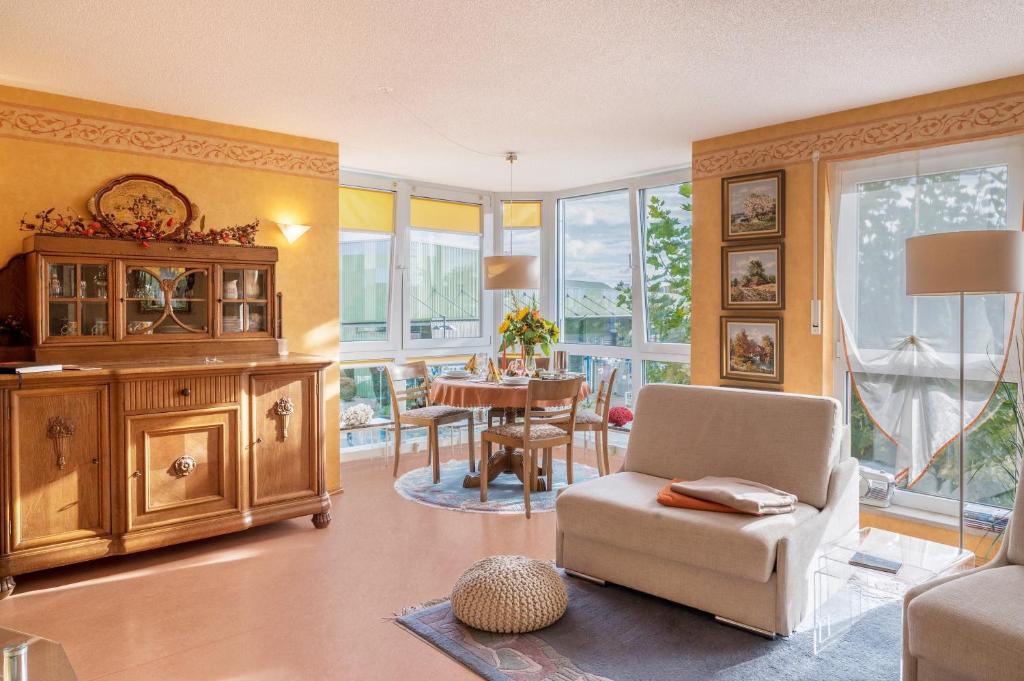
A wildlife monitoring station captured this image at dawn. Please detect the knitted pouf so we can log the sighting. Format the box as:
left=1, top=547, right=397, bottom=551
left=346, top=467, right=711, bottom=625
left=450, top=555, right=569, bottom=633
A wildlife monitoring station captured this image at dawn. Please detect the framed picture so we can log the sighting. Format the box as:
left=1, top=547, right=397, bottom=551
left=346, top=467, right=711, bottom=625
left=722, top=170, right=785, bottom=241
left=722, top=242, right=784, bottom=310
left=720, top=316, right=783, bottom=384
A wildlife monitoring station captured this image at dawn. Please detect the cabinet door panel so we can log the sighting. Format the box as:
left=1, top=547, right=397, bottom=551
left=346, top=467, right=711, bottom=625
left=250, top=373, right=317, bottom=506
left=9, top=385, right=110, bottom=551
left=127, top=407, right=240, bottom=530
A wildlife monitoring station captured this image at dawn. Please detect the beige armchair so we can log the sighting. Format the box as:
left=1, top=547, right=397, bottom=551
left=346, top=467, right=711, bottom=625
left=556, top=384, right=859, bottom=637
left=903, top=486, right=1024, bottom=681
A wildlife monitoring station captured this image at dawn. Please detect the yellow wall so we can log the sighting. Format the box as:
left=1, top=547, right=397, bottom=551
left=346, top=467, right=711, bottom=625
left=0, top=85, right=342, bottom=491
left=690, top=74, right=1024, bottom=394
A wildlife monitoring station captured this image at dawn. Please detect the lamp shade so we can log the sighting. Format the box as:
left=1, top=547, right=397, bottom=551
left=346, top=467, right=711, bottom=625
left=483, top=255, right=539, bottom=291
left=906, top=230, right=1024, bottom=295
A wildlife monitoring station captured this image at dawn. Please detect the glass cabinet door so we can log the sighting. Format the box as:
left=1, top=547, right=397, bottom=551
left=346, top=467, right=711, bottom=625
left=220, top=267, right=271, bottom=335
left=44, top=260, right=111, bottom=340
left=125, top=266, right=210, bottom=337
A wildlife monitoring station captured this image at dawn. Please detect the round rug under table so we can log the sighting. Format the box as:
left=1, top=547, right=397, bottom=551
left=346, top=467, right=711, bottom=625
left=451, top=555, right=568, bottom=633
left=394, top=458, right=600, bottom=514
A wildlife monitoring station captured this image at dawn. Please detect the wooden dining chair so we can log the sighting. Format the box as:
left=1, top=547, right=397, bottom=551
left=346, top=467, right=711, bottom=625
left=479, top=376, right=583, bottom=518
left=574, top=367, right=618, bottom=476
left=488, top=355, right=552, bottom=428
left=385, top=361, right=475, bottom=483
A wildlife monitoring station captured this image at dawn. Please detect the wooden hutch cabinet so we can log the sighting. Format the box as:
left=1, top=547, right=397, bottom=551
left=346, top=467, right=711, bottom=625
left=0, top=233, right=331, bottom=598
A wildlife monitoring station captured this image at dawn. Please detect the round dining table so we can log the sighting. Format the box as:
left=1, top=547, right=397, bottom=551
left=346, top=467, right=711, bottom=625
left=429, top=376, right=590, bottom=491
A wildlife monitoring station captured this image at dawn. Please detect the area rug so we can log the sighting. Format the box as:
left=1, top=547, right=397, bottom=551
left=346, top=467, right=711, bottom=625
left=394, top=459, right=600, bottom=514
left=396, top=572, right=902, bottom=680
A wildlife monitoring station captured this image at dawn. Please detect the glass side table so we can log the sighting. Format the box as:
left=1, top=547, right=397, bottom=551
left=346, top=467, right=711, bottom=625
left=813, top=527, right=974, bottom=653
left=0, top=627, right=77, bottom=681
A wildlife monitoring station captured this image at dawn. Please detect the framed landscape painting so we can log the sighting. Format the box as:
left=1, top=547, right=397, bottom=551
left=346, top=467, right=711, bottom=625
left=721, top=170, right=785, bottom=241
left=722, top=242, right=784, bottom=310
left=720, top=317, right=783, bottom=384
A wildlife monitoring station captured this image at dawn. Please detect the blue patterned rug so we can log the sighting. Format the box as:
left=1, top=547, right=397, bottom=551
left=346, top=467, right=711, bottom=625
left=398, top=572, right=902, bottom=680
left=394, top=459, right=600, bottom=514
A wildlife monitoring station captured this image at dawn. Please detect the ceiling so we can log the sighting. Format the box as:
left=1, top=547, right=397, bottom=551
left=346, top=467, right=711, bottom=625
left=2, top=0, right=1023, bottom=191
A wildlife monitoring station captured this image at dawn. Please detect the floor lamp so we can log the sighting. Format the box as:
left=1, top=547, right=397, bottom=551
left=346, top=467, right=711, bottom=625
left=906, top=230, right=1024, bottom=552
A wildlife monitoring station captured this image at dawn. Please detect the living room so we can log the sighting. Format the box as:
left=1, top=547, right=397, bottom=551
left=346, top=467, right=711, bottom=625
left=1, top=2, right=1023, bottom=680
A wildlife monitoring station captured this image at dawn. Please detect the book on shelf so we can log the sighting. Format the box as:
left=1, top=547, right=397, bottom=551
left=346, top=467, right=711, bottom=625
left=0, top=362, right=63, bottom=375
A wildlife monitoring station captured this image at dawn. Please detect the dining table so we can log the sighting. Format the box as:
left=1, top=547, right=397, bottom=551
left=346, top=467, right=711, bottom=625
left=429, top=376, right=590, bottom=491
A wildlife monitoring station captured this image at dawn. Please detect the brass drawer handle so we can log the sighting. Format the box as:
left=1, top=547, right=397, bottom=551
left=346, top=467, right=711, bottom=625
left=180, top=387, right=191, bottom=397
left=130, top=470, right=142, bottom=479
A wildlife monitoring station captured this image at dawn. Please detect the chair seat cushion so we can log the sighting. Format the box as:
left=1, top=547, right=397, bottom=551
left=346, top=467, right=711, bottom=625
left=575, top=410, right=603, bottom=425
left=908, top=565, right=1024, bottom=681
left=485, top=423, right=567, bottom=441
left=404, top=405, right=470, bottom=420
left=556, top=471, right=818, bottom=583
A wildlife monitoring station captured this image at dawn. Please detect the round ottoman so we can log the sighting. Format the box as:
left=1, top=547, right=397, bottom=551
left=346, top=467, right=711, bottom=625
left=450, top=555, right=568, bottom=633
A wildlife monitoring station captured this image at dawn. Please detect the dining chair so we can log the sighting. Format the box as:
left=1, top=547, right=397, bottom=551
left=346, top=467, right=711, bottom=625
left=573, top=367, right=618, bottom=476
left=488, top=355, right=552, bottom=428
left=479, top=376, right=583, bottom=518
left=385, top=361, right=475, bottom=483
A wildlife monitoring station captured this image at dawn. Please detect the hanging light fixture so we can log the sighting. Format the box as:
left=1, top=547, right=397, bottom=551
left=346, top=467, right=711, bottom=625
left=484, top=152, right=539, bottom=290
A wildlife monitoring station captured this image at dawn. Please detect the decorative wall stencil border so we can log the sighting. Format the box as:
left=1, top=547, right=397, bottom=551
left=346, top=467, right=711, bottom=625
left=692, top=92, right=1024, bottom=179
left=0, top=101, right=339, bottom=181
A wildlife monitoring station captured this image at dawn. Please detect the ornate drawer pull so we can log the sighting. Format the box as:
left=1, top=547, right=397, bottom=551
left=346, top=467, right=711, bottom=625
left=171, top=456, right=198, bottom=477
left=274, top=396, right=295, bottom=441
left=47, top=417, right=75, bottom=470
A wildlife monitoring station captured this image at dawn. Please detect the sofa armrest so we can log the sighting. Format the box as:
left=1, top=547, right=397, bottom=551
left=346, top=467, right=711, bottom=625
left=774, top=457, right=859, bottom=634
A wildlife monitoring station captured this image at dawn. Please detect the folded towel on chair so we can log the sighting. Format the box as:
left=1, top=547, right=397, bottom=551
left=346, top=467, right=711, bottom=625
left=670, top=477, right=798, bottom=515
left=656, top=479, right=740, bottom=513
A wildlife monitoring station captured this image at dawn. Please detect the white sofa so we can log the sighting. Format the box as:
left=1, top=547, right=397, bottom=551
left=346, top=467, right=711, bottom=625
left=555, top=384, right=859, bottom=636
left=903, top=484, right=1024, bottom=681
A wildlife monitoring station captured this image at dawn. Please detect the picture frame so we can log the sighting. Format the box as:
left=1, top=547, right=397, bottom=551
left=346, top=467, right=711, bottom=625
left=720, top=316, right=783, bottom=384
left=722, top=241, right=785, bottom=310
left=721, top=169, right=785, bottom=241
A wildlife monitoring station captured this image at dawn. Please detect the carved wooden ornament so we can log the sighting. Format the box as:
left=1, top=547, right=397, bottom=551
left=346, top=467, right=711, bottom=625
left=274, top=396, right=295, bottom=440
left=46, top=416, right=75, bottom=470
left=171, top=455, right=198, bottom=478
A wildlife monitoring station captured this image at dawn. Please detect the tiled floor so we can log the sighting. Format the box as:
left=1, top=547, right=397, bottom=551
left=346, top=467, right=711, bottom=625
left=0, top=446, right=612, bottom=680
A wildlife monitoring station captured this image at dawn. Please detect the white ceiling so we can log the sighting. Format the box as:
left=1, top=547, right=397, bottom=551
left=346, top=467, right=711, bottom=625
left=1, top=0, right=1023, bottom=191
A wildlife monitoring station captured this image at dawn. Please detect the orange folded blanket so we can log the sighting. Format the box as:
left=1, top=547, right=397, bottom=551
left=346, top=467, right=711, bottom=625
left=656, top=479, right=740, bottom=513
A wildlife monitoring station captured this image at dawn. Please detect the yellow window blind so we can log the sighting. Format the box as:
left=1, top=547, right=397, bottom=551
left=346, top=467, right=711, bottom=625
left=502, top=201, right=543, bottom=229
left=410, top=197, right=481, bottom=234
left=340, top=186, right=395, bottom=233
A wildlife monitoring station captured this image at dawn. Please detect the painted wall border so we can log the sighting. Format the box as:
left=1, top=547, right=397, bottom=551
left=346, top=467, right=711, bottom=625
left=0, top=100, right=339, bottom=181
left=693, top=91, right=1024, bottom=179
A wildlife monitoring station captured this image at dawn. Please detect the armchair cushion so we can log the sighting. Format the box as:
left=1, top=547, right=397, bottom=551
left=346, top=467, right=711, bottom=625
left=907, top=565, right=1024, bottom=681
left=556, top=471, right=819, bottom=583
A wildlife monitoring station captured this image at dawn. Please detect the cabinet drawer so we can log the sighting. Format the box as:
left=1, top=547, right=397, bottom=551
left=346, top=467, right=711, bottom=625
left=124, top=375, right=240, bottom=412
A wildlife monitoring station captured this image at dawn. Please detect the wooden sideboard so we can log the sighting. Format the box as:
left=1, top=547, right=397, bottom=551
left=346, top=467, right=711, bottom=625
left=0, top=232, right=332, bottom=597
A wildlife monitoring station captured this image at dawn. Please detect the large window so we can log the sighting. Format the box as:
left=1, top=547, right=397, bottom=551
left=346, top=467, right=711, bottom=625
left=408, top=229, right=481, bottom=340
left=559, top=190, right=633, bottom=347
left=640, top=183, right=692, bottom=344
left=835, top=138, right=1024, bottom=510
left=339, top=186, right=395, bottom=343
left=555, top=174, right=692, bottom=429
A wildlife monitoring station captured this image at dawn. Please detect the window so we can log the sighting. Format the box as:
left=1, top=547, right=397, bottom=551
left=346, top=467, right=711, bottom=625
left=500, top=200, right=542, bottom=312
left=643, top=359, right=690, bottom=386
left=834, top=137, right=1024, bottom=509
left=568, top=355, right=633, bottom=410
left=340, top=232, right=391, bottom=341
left=408, top=198, right=483, bottom=341
left=340, top=186, right=395, bottom=343
left=559, top=190, right=633, bottom=346
left=640, top=183, right=692, bottom=344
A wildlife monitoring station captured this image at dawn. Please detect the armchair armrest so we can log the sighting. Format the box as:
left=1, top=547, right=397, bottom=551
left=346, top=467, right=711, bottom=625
left=774, top=457, right=859, bottom=634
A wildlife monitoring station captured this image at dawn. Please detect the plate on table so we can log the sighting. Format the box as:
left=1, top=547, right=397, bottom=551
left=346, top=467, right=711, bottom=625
left=500, top=376, right=531, bottom=386
left=442, top=369, right=472, bottom=379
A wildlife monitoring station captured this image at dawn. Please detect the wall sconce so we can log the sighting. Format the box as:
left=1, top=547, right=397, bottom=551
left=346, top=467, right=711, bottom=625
left=277, top=223, right=311, bottom=244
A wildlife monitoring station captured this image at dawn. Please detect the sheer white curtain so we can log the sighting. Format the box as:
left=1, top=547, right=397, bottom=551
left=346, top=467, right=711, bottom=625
left=832, top=136, right=1024, bottom=487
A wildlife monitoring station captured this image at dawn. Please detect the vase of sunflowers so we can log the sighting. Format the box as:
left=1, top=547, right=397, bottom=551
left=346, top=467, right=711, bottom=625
left=498, top=304, right=560, bottom=374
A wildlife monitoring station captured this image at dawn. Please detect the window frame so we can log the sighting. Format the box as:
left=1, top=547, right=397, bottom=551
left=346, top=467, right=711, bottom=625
left=831, top=138, right=1024, bottom=515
